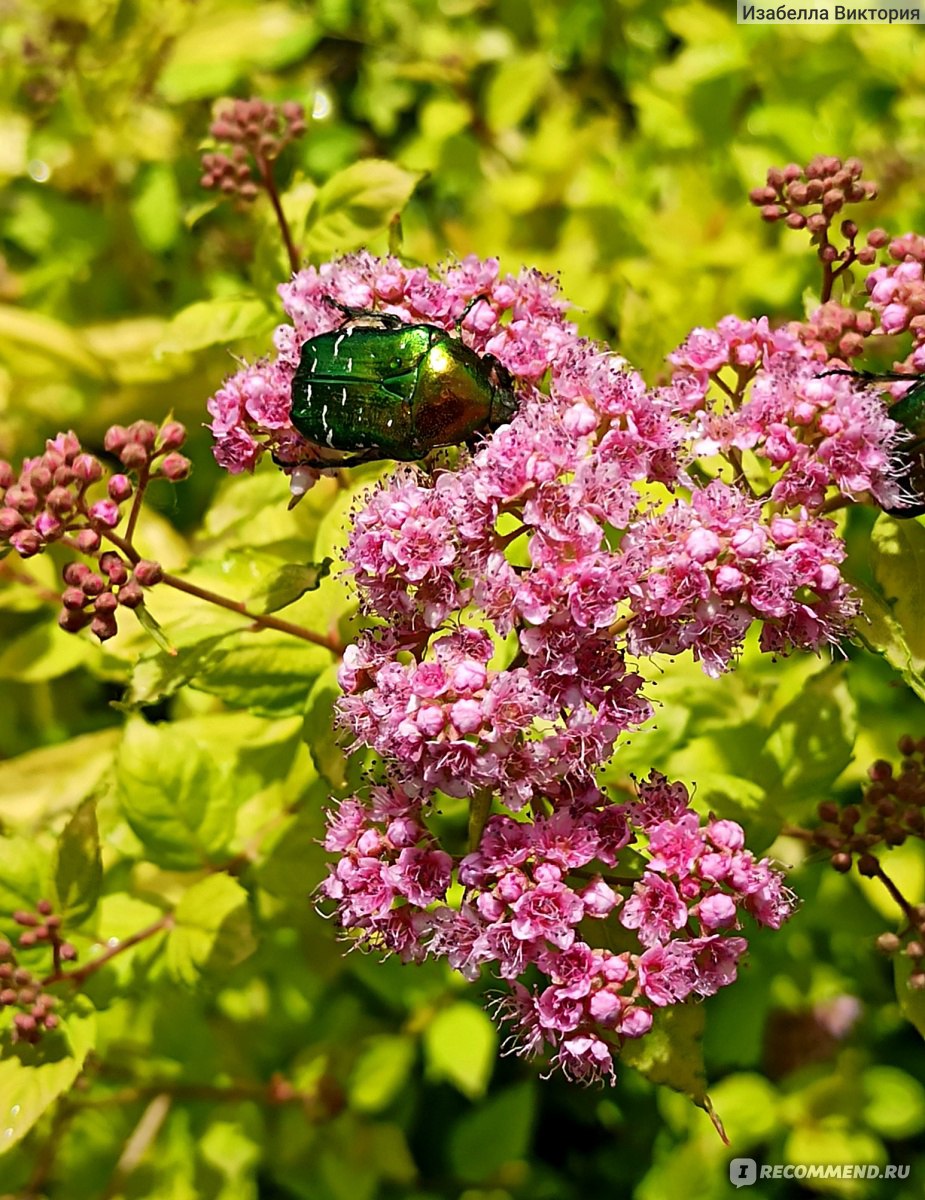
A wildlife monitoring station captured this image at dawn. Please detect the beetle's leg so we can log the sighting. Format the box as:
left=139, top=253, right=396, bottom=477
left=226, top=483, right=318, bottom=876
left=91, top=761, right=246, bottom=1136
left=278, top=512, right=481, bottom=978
left=820, top=367, right=918, bottom=383
left=321, top=296, right=405, bottom=328
left=454, top=292, right=492, bottom=334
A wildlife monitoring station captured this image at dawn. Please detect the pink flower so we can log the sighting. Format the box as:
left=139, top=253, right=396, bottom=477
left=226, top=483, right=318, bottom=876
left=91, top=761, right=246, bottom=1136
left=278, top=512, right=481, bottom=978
left=620, top=875, right=688, bottom=948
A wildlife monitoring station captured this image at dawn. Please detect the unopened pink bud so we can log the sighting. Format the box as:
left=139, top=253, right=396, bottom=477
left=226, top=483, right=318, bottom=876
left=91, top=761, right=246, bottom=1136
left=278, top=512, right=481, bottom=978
left=61, top=587, right=86, bottom=610
left=75, top=528, right=101, bottom=553
left=103, top=425, right=128, bottom=453
left=158, top=421, right=186, bottom=451
left=34, top=512, right=63, bottom=540
left=59, top=607, right=90, bottom=633
left=45, top=486, right=75, bottom=515
left=127, top=420, right=158, bottom=450
left=62, top=561, right=89, bottom=586
left=72, top=454, right=103, bottom=484
left=0, top=507, right=26, bottom=535
left=10, top=528, right=42, bottom=557
left=116, top=580, right=144, bottom=608
left=697, top=892, right=738, bottom=931
left=88, top=499, right=121, bottom=528
left=26, top=465, right=51, bottom=493
left=119, top=442, right=149, bottom=470
left=99, top=552, right=128, bottom=584
left=134, top=559, right=164, bottom=587
left=94, top=592, right=117, bottom=614
left=81, top=573, right=105, bottom=597
left=159, top=453, right=191, bottom=481
left=450, top=699, right=483, bottom=734
left=108, top=474, right=133, bottom=502
left=0, top=461, right=13, bottom=489
left=89, top=613, right=118, bottom=642
left=685, top=528, right=721, bottom=563
left=415, top=705, right=445, bottom=737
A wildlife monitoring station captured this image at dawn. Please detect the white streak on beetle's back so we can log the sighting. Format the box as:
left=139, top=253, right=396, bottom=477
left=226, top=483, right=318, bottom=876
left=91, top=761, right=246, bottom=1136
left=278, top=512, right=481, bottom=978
left=333, top=333, right=345, bottom=356
left=341, top=386, right=347, bottom=408
left=321, top=403, right=335, bottom=445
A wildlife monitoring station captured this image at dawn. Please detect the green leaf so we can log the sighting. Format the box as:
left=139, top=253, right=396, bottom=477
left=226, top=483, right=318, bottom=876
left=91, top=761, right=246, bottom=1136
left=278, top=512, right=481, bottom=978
left=188, top=634, right=332, bottom=718
left=303, top=665, right=350, bottom=788
left=155, top=296, right=277, bottom=356
left=423, top=1001, right=497, bottom=1099
left=622, top=1004, right=708, bottom=1104
left=865, top=515, right=925, bottom=698
left=485, top=53, right=550, bottom=131
left=0, top=837, right=50, bottom=917
left=856, top=575, right=925, bottom=701
left=895, top=952, right=925, bottom=1039
left=0, top=1001, right=96, bottom=1156
left=0, top=623, right=92, bottom=683
left=166, top=874, right=256, bottom=985
left=0, top=729, right=119, bottom=833
left=764, top=665, right=856, bottom=807
left=158, top=3, right=318, bottom=101
left=115, top=719, right=236, bottom=870
left=53, top=798, right=102, bottom=926
left=249, top=559, right=333, bottom=614
left=0, top=303, right=104, bottom=377
left=304, top=160, right=422, bottom=259
left=447, top=1081, right=536, bottom=1183
left=348, top=1035, right=417, bottom=1113
left=862, top=1065, right=925, bottom=1138
left=132, top=164, right=182, bottom=254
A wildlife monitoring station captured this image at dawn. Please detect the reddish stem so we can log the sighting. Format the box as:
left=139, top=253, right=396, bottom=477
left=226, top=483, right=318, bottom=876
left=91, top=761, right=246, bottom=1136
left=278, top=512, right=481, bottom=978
left=43, top=915, right=174, bottom=987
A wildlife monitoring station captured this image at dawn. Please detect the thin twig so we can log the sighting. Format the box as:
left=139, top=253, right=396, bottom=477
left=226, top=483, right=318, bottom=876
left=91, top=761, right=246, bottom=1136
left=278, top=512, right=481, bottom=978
left=43, top=914, right=174, bottom=988
left=100, top=1093, right=172, bottom=1200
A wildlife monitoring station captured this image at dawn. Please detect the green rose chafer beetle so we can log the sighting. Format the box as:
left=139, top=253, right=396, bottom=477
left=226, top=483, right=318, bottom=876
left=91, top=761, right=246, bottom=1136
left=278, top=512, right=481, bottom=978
left=289, top=310, right=519, bottom=467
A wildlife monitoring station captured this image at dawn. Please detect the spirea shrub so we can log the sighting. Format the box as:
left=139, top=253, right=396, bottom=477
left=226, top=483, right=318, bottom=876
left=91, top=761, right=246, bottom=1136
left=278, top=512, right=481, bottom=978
left=199, top=229, right=915, bottom=1083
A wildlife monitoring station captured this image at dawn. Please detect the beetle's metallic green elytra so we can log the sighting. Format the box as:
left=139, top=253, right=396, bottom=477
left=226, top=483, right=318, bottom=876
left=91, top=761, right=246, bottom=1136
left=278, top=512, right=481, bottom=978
left=289, top=317, right=518, bottom=467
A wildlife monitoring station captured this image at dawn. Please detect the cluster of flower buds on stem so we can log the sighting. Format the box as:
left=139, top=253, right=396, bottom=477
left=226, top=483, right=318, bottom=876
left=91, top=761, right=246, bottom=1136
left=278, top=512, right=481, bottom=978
left=200, top=98, right=306, bottom=202
left=0, top=901, right=75, bottom=1044
left=751, top=157, right=883, bottom=305
left=58, top=554, right=163, bottom=641
left=799, top=737, right=925, bottom=987
left=0, top=419, right=188, bottom=642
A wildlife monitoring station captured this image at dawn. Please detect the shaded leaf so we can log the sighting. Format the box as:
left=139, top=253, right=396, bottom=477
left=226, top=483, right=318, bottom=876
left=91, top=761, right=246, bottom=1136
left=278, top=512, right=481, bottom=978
left=249, top=559, right=332, bottom=614
left=53, top=798, right=102, bottom=926
left=423, top=1001, right=496, bottom=1099
left=448, top=1081, right=536, bottom=1183
left=0, top=1001, right=96, bottom=1156
left=304, top=160, right=422, bottom=259
left=116, top=719, right=236, bottom=870
left=155, top=296, right=277, bottom=356
left=167, top=875, right=256, bottom=985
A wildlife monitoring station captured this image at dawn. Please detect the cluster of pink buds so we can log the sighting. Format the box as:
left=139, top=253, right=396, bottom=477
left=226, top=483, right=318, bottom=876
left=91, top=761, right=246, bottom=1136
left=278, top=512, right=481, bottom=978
left=201, top=98, right=306, bottom=202
left=321, top=773, right=793, bottom=1084
left=0, top=419, right=189, bottom=642
left=58, top=555, right=163, bottom=641
left=0, top=901, right=74, bottom=1044
left=750, top=156, right=879, bottom=265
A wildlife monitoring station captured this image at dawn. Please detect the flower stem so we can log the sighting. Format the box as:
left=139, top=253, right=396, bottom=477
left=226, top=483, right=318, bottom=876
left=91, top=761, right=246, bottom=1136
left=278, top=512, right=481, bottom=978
left=43, top=914, right=174, bottom=988
left=257, top=154, right=299, bottom=275
left=160, top=570, right=344, bottom=653
left=95, top=529, right=344, bottom=653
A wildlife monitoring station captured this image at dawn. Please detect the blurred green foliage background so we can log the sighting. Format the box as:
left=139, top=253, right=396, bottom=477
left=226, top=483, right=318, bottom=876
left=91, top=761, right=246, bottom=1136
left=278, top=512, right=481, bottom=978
left=2, top=1, right=925, bottom=1197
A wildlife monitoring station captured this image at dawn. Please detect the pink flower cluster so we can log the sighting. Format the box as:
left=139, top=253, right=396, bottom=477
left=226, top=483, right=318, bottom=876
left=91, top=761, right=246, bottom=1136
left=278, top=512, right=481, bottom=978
left=205, top=252, right=909, bottom=1082
left=865, top=233, right=925, bottom=378
left=320, top=772, right=793, bottom=1084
